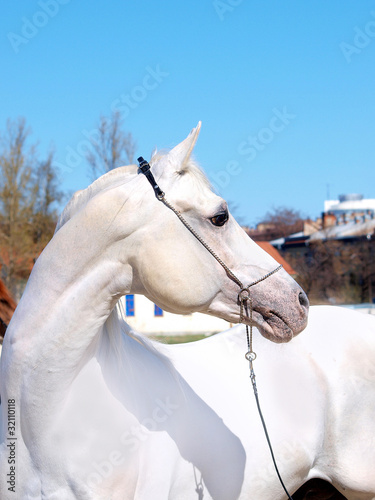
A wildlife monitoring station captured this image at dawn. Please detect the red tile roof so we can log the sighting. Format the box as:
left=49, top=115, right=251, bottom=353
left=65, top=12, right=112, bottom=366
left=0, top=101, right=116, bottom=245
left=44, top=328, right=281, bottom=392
left=255, top=241, right=296, bottom=276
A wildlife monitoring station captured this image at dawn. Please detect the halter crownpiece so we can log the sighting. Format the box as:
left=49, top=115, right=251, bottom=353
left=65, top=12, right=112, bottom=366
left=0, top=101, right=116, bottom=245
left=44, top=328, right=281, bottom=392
left=137, top=157, right=165, bottom=199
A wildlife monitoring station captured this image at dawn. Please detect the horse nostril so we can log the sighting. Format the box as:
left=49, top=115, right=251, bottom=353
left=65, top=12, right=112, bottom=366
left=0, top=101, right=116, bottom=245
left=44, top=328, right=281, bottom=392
left=298, top=291, right=309, bottom=309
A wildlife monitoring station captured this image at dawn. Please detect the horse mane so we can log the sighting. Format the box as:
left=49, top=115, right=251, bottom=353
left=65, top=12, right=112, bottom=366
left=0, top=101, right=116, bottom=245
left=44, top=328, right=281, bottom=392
left=56, top=152, right=211, bottom=233
left=55, top=164, right=139, bottom=232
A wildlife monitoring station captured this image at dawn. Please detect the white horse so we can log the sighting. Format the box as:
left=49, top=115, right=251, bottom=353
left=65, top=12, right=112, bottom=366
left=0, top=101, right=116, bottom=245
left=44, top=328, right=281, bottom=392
left=0, top=122, right=372, bottom=499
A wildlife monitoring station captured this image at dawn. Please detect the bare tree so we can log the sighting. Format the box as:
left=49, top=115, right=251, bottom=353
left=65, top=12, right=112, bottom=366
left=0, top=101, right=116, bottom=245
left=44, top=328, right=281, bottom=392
left=31, top=151, right=64, bottom=252
left=346, top=239, right=375, bottom=303
left=0, top=118, right=35, bottom=291
left=288, top=238, right=375, bottom=305
left=0, top=118, right=63, bottom=296
left=256, top=206, right=305, bottom=241
left=86, top=111, right=136, bottom=181
left=290, top=240, right=347, bottom=303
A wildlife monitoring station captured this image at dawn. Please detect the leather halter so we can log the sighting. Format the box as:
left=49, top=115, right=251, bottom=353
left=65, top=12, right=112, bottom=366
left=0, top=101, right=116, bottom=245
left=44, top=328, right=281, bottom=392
left=137, top=156, right=294, bottom=499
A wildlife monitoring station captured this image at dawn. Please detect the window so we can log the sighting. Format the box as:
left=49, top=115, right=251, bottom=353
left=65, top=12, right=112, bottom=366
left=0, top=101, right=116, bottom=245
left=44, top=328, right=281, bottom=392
left=154, top=304, right=163, bottom=317
left=125, top=294, right=135, bottom=316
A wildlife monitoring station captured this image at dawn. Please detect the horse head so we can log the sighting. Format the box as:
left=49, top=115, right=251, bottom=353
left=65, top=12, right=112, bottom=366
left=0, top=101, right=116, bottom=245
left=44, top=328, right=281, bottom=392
left=55, top=122, right=308, bottom=343
left=124, top=123, right=309, bottom=342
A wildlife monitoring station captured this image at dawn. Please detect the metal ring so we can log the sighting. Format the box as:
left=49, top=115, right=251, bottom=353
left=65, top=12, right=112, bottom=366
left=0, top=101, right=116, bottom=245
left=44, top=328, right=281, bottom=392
left=245, top=351, right=257, bottom=362
left=238, top=288, right=250, bottom=301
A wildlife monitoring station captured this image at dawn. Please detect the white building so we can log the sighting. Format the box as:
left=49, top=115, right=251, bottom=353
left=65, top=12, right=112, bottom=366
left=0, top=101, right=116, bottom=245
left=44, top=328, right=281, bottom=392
left=123, top=294, right=230, bottom=337
left=324, top=194, right=375, bottom=222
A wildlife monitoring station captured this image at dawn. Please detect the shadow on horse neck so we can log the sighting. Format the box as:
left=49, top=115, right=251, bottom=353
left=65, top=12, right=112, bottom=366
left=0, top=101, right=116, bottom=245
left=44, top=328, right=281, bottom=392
left=97, top=304, right=246, bottom=500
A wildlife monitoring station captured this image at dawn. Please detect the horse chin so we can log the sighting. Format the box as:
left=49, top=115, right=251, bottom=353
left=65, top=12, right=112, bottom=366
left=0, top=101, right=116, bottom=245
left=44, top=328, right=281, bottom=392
left=252, top=312, right=294, bottom=344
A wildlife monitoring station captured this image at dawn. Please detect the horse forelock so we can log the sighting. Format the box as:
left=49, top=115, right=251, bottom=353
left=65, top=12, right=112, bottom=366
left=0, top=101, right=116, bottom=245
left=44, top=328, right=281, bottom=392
left=179, top=158, right=212, bottom=191
left=151, top=150, right=212, bottom=191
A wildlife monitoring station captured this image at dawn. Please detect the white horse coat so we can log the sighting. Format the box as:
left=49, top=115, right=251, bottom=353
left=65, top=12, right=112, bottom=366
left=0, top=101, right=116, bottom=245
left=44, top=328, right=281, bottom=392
left=2, top=306, right=374, bottom=499
left=0, top=123, right=373, bottom=499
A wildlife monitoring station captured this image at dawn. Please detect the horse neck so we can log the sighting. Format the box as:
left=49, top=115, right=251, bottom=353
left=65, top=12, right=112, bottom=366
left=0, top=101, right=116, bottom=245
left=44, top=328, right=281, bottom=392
left=5, top=209, right=134, bottom=402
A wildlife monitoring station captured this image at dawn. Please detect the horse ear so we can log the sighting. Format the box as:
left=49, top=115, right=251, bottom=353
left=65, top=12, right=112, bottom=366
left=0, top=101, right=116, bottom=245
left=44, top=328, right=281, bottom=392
left=167, top=121, right=201, bottom=171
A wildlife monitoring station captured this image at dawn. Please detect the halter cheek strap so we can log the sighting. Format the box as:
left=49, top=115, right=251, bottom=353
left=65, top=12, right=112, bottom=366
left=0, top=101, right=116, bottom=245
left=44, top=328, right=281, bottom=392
left=137, top=156, right=283, bottom=359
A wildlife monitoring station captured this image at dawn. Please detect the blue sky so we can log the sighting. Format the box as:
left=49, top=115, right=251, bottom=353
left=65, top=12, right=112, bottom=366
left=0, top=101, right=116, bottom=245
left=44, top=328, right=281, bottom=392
left=1, top=0, right=375, bottom=225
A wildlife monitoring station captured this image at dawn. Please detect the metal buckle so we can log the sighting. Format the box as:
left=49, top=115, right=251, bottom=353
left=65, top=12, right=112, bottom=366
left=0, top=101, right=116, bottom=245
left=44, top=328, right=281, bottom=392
left=137, top=157, right=165, bottom=199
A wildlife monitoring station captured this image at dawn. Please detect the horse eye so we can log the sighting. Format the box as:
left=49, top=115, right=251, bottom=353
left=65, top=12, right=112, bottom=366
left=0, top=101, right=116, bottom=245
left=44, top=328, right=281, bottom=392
left=210, top=211, right=229, bottom=227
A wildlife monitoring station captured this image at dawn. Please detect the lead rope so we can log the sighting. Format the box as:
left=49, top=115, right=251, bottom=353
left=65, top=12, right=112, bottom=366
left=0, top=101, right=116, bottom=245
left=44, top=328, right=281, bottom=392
left=138, top=157, right=294, bottom=499
left=243, top=303, right=294, bottom=499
